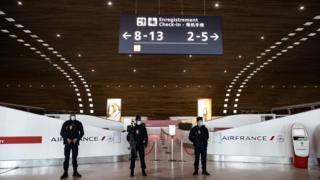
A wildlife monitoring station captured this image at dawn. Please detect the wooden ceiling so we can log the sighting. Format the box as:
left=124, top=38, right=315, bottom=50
left=0, top=0, right=319, bottom=118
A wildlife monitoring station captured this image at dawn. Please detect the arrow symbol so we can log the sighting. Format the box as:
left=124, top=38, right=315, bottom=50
left=122, top=32, right=132, bottom=40
left=210, top=33, right=219, bottom=41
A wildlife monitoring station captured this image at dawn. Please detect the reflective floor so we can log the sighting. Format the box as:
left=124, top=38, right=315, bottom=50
left=0, top=140, right=319, bottom=180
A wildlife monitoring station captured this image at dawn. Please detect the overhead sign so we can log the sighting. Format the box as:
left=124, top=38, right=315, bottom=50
left=118, top=15, right=223, bottom=55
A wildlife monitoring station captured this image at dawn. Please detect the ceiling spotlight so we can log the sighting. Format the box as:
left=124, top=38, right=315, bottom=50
left=128, top=54, right=132, bottom=57
left=17, top=1, right=23, bottom=6
left=56, top=33, right=61, bottom=38
left=107, top=1, right=113, bottom=6
left=188, top=54, right=193, bottom=58
left=299, top=6, right=305, bottom=10
left=183, top=69, right=187, bottom=73
left=260, top=36, right=265, bottom=40
left=238, top=55, right=242, bottom=59
left=214, top=2, right=220, bottom=8
left=133, top=69, right=137, bottom=73
left=78, top=53, right=82, bottom=57
left=91, top=69, right=95, bottom=72
left=224, top=69, right=227, bottom=73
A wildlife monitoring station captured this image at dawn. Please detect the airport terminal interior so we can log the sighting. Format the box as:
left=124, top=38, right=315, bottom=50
left=0, top=0, right=320, bottom=179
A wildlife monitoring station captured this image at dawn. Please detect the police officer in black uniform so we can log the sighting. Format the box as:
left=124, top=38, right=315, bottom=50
left=60, top=114, right=84, bottom=179
left=127, top=115, right=148, bottom=177
left=189, top=117, right=210, bottom=176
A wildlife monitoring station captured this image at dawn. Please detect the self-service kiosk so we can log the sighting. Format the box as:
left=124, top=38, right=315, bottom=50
left=291, top=123, right=310, bottom=168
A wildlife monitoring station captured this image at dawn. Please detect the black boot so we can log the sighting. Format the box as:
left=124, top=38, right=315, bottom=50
left=142, top=169, right=147, bottom=176
left=73, top=171, right=82, bottom=178
left=202, top=171, right=210, bottom=176
left=130, top=170, right=134, bottom=177
left=60, top=172, right=68, bottom=179
left=193, top=171, right=198, bottom=176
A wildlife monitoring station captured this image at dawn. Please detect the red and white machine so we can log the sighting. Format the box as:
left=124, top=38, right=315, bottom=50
left=291, top=123, right=310, bottom=168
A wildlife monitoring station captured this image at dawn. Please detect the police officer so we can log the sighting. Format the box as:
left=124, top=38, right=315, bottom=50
left=127, top=115, right=148, bottom=177
left=60, top=114, right=84, bottom=179
left=188, top=117, right=210, bottom=176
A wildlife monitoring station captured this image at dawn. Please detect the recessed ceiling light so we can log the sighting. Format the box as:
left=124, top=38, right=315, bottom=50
left=37, top=39, right=44, bottom=42
left=24, top=43, right=30, bottom=46
left=261, top=53, right=266, bottom=56
left=223, top=110, right=227, bottom=114
left=287, top=46, right=293, bottom=49
left=188, top=54, right=192, bottom=58
left=299, top=6, right=305, bottom=10
left=308, top=33, right=316, bottom=37
left=314, top=15, right=320, bottom=20
left=42, top=43, right=49, bottom=46
left=15, top=24, right=24, bottom=28
left=23, top=29, right=31, bottom=34
left=256, top=56, right=261, bottom=59
left=9, top=34, right=17, bottom=38
left=288, top=33, right=296, bottom=36
left=133, top=69, right=137, bottom=72
left=214, top=2, right=220, bottom=8
left=294, top=42, right=300, bottom=45
left=265, top=49, right=271, bottom=52
left=304, top=22, right=313, bottom=26
left=238, top=55, right=242, bottom=59
left=30, top=34, right=38, bottom=38
left=275, top=42, right=282, bottom=45
left=276, top=53, right=282, bottom=56
left=5, top=18, right=15, bottom=22
left=224, top=98, right=229, bottom=102
left=281, top=37, right=288, bottom=41
left=281, top=49, right=288, bottom=53
left=295, top=27, right=304, bottom=31
left=0, top=11, right=5, bottom=15
left=260, top=36, right=265, bottom=40
left=224, top=69, right=227, bottom=73
left=317, top=28, right=320, bottom=32
left=270, top=46, right=276, bottom=49
left=1, top=29, right=9, bottom=33
left=17, top=39, right=24, bottom=42
left=272, top=56, right=277, bottom=59
left=300, top=37, right=308, bottom=41
left=56, top=33, right=61, bottom=38
left=78, top=53, right=82, bottom=57
left=183, top=69, right=187, bottom=73
left=90, top=110, right=94, bottom=114
left=17, top=1, right=23, bottom=6
left=107, top=1, right=113, bottom=6
left=91, top=69, right=95, bottom=72
left=30, top=47, right=36, bottom=50
left=48, top=47, right=54, bottom=50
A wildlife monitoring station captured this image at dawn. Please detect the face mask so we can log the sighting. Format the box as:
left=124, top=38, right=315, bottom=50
left=136, top=121, right=142, bottom=125
left=198, top=121, right=203, bottom=127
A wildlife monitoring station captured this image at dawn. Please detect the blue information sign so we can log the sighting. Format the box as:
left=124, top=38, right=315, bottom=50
left=118, top=15, right=223, bottom=55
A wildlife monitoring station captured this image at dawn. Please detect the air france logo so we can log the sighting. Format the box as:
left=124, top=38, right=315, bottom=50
left=136, top=17, right=158, bottom=27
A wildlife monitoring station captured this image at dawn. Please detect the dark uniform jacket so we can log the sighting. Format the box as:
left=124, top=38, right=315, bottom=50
left=188, top=125, right=209, bottom=146
left=60, top=120, right=84, bottom=145
left=127, top=124, right=148, bottom=146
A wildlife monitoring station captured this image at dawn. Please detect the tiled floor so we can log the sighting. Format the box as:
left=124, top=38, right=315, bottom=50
left=0, top=140, right=319, bottom=180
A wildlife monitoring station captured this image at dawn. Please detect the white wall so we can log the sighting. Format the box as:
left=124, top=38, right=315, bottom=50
left=204, top=114, right=275, bottom=130
left=0, top=106, right=130, bottom=161
left=207, top=109, right=320, bottom=160
left=46, top=114, right=124, bottom=131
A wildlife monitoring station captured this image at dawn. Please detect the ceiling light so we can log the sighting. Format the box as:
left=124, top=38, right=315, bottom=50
left=300, top=37, right=308, bottom=41
left=317, top=28, right=320, bottom=32
left=295, top=27, right=304, bottom=31
left=78, top=53, right=82, bottom=57
left=90, top=110, right=94, bottom=114
left=89, top=98, right=93, bottom=102
left=1, top=29, right=9, bottom=33
left=224, top=104, right=228, bottom=108
left=287, top=46, right=293, bottom=49
left=288, top=33, right=296, bottom=36
left=42, top=43, right=49, bottom=46
left=214, top=2, right=220, bottom=8
left=79, top=104, right=83, bottom=107
left=276, top=53, right=282, bottom=56
left=223, top=110, right=227, bottom=114
left=294, top=42, right=300, bottom=45
left=0, top=11, right=5, bottom=15
left=107, top=1, right=113, bottom=6
left=265, top=49, right=271, bottom=52
left=224, top=70, right=227, bottom=73
left=37, top=39, right=44, bottom=42
left=233, top=110, right=238, bottom=114
left=304, top=22, right=313, bottom=26
left=30, top=47, right=36, bottom=50
left=17, top=39, right=24, bottom=42
left=5, top=18, right=15, bottom=22
left=23, top=43, right=30, bottom=46
left=235, top=98, right=239, bottom=102
left=79, top=110, right=84, bottom=114
left=9, top=34, right=17, bottom=38
left=308, top=33, right=316, bottom=37
left=30, top=34, right=38, bottom=38
left=299, top=6, right=305, bottom=10
left=23, top=29, right=31, bottom=33
left=314, top=15, right=320, bottom=20
left=87, top=93, right=92, bottom=96
left=260, top=36, right=265, bottom=40
left=224, top=98, right=229, bottom=102
left=234, top=104, right=238, bottom=108
left=256, top=56, right=261, bottom=59
left=281, top=37, right=288, bottom=41
left=56, top=33, right=61, bottom=38
left=281, top=49, right=288, bottom=52
left=183, top=69, right=187, bottom=73
left=270, top=46, right=276, bottom=49
left=275, top=42, right=282, bottom=45
left=15, top=24, right=24, bottom=28
left=17, top=1, right=23, bottom=6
